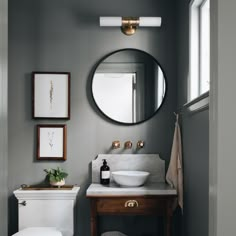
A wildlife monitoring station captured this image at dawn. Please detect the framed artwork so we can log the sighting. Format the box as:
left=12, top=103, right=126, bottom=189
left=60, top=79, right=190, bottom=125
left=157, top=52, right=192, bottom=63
left=37, top=124, right=67, bottom=161
left=32, top=72, right=70, bottom=119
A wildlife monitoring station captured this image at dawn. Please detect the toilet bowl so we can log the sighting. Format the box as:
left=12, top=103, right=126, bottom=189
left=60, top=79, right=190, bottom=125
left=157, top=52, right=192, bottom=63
left=12, top=227, right=62, bottom=236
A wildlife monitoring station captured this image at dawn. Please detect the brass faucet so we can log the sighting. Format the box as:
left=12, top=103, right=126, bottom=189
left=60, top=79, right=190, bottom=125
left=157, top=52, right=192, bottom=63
left=124, top=141, right=132, bottom=149
left=112, top=141, right=120, bottom=149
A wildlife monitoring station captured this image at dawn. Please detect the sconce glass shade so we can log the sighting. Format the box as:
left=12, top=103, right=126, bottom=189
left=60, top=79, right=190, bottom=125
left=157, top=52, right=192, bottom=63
left=100, top=17, right=122, bottom=26
left=139, top=17, right=162, bottom=27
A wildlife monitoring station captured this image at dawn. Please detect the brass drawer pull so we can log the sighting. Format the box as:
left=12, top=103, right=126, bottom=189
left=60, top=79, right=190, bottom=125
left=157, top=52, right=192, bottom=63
left=124, top=200, right=139, bottom=208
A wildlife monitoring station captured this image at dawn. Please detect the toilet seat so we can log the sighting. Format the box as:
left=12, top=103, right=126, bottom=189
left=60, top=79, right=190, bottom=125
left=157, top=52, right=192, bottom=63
left=12, top=227, right=62, bottom=236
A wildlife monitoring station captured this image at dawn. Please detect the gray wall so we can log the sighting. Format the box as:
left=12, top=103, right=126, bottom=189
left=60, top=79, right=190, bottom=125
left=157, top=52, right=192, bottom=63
left=181, top=112, right=209, bottom=236
left=0, top=0, right=8, bottom=235
left=8, top=0, right=178, bottom=236
left=177, top=0, right=209, bottom=236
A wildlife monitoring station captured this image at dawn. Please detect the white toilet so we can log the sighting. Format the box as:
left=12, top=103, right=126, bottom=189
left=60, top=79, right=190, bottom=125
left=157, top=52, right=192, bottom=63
left=13, top=186, right=80, bottom=236
left=12, top=227, right=62, bottom=236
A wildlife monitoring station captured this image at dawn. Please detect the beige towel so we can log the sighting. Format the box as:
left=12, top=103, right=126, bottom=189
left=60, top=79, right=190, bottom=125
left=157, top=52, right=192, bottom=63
left=166, top=114, right=183, bottom=212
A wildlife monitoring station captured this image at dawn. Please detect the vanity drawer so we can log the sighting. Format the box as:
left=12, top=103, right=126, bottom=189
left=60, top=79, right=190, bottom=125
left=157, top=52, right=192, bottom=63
left=96, top=197, right=167, bottom=215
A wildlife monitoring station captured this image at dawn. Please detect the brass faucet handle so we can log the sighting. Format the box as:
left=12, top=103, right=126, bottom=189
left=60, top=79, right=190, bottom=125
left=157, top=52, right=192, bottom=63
left=137, top=140, right=145, bottom=149
left=112, top=141, right=121, bottom=149
left=124, top=141, right=132, bottom=149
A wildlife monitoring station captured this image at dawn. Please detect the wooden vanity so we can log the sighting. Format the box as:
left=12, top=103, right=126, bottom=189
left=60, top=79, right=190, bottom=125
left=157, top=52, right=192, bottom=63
left=87, top=154, right=177, bottom=236
left=87, top=183, right=177, bottom=236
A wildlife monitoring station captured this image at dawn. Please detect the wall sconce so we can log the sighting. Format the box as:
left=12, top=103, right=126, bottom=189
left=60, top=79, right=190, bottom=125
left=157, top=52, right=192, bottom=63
left=112, top=141, right=121, bottom=149
left=99, top=17, right=162, bottom=36
left=137, top=140, right=145, bottom=149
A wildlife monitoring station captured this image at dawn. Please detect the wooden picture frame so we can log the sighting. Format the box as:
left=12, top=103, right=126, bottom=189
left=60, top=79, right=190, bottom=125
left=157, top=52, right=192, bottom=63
left=37, top=124, right=67, bottom=161
left=32, top=72, right=70, bottom=119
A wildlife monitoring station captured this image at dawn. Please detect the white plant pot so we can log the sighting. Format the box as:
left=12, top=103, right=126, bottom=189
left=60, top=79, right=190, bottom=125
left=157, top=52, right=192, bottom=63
left=50, top=179, right=65, bottom=187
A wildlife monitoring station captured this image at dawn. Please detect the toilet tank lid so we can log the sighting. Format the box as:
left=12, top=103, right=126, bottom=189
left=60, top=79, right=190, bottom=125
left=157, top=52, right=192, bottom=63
left=12, top=227, right=62, bottom=236
left=14, top=186, right=80, bottom=200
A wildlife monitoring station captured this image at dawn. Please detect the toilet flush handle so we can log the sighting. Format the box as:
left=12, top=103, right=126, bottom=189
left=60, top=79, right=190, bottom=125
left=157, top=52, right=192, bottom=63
left=19, top=201, right=27, bottom=206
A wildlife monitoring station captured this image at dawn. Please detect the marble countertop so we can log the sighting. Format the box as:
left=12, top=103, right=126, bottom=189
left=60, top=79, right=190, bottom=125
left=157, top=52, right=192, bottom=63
left=86, top=183, right=177, bottom=197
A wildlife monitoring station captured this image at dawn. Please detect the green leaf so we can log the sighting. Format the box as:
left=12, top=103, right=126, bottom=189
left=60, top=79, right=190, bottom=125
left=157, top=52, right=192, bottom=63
left=49, top=176, right=56, bottom=182
left=61, top=172, right=68, bottom=178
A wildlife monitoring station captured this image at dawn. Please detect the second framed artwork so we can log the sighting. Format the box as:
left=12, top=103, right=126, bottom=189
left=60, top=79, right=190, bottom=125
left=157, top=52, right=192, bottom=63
left=37, top=124, right=67, bottom=161
left=32, top=72, right=70, bottom=119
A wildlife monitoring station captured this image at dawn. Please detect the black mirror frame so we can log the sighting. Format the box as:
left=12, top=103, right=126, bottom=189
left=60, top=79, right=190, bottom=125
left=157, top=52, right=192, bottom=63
left=91, top=48, right=168, bottom=125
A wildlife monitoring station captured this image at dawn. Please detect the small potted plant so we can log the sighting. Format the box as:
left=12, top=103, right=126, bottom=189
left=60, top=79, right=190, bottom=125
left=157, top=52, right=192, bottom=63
left=44, top=167, right=68, bottom=187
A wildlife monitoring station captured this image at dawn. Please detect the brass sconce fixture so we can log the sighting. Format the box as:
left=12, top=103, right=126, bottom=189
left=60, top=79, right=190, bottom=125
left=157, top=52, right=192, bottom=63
left=137, top=140, right=145, bottom=149
left=124, top=141, right=132, bottom=149
left=112, top=140, right=121, bottom=149
left=99, top=17, right=162, bottom=36
left=121, top=17, right=139, bottom=36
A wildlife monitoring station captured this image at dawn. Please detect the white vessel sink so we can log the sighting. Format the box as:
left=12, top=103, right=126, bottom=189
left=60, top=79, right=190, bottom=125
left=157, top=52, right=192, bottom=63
left=112, top=171, right=150, bottom=187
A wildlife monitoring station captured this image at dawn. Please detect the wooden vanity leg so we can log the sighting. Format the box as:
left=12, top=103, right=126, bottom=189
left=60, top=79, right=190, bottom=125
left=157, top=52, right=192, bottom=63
left=90, top=199, right=97, bottom=236
left=165, top=199, right=172, bottom=236
left=166, top=214, right=171, bottom=236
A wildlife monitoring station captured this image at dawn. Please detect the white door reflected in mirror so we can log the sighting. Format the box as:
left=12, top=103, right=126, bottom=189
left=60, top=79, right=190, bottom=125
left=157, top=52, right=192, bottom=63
left=93, top=73, right=136, bottom=123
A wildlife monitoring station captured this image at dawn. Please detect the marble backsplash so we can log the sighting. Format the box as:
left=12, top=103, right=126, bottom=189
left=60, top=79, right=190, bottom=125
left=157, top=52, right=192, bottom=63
left=91, top=154, right=165, bottom=183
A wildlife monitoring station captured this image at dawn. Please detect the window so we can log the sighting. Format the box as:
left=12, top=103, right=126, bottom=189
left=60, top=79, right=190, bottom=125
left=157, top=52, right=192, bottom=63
left=189, top=0, right=210, bottom=101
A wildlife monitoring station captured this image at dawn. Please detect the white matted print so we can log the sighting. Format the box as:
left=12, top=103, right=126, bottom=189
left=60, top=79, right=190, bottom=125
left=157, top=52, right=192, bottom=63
left=33, top=72, right=70, bottom=119
left=37, top=125, right=67, bottom=161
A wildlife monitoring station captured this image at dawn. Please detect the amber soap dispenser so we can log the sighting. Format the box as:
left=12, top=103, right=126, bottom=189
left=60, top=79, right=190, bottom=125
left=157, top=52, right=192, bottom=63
left=100, top=159, right=110, bottom=185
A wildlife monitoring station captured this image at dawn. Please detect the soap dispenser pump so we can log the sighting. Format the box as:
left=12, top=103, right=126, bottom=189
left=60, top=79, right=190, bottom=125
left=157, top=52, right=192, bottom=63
left=100, top=159, right=110, bottom=185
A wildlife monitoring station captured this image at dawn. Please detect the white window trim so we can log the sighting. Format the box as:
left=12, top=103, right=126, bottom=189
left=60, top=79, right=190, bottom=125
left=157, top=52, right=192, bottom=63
left=189, top=0, right=210, bottom=103
left=183, top=91, right=209, bottom=114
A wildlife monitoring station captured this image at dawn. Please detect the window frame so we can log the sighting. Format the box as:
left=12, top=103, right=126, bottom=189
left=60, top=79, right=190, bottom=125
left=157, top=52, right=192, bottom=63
left=189, top=0, right=210, bottom=102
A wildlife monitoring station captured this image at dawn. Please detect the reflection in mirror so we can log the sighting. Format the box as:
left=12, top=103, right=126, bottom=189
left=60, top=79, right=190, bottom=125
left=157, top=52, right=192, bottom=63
left=92, top=49, right=166, bottom=124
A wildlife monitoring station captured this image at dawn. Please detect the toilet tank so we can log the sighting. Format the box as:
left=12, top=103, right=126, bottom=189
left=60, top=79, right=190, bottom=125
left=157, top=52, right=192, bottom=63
left=14, top=186, right=80, bottom=236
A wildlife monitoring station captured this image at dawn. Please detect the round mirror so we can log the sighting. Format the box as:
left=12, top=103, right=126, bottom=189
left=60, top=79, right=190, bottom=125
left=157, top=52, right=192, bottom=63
left=92, top=49, right=167, bottom=124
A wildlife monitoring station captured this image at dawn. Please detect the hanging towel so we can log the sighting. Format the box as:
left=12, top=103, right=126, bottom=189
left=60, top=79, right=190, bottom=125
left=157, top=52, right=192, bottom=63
left=166, top=114, right=183, bottom=212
